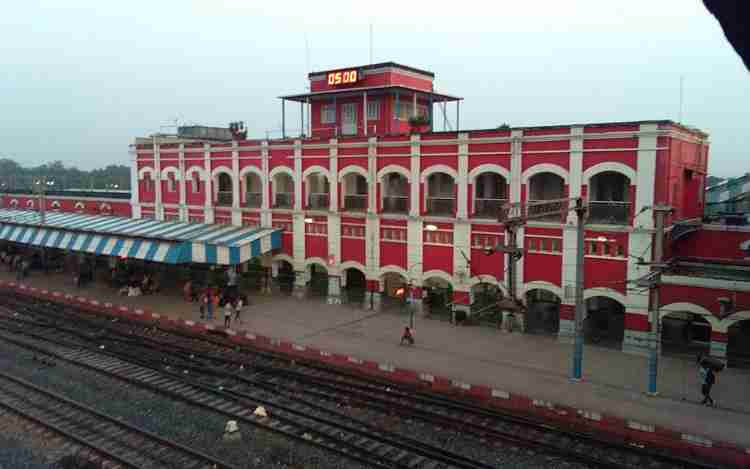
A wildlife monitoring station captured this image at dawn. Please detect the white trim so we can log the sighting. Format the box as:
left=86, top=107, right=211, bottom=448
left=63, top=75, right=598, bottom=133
left=663, top=274, right=750, bottom=292
left=185, top=165, right=208, bottom=180
left=239, top=164, right=265, bottom=180
left=468, top=163, right=510, bottom=183
left=269, top=165, right=294, bottom=179
left=660, top=303, right=721, bottom=329
left=49, top=200, right=61, bottom=209
left=138, top=166, right=155, bottom=179
left=422, top=270, right=455, bottom=287
left=340, top=261, right=367, bottom=275
left=302, top=165, right=332, bottom=181
left=74, top=201, right=86, bottom=210
left=379, top=265, right=410, bottom=279
left=583, top=287, right=626, bottom=305
left=210, top=165, right=233, bottom=178
left=468, top=276, right=509, bottom=296
left=377, top=164, right=412, bottom=183
left=160, top=166, right=181, bottom=180
left=420, top=164, right=458, bottom=183
left=272, top=253, right=295, bottom=265
left=523, top=281, right=563, bottom=299
left=521, top=163, right=569, bottom=184
left=304, top=256, right=329, bottom=270
left=337, top=164, right=369, bottom=182
left=582, top=162, right=636, bottom=186
left=723, top=311, right=750, bottom=330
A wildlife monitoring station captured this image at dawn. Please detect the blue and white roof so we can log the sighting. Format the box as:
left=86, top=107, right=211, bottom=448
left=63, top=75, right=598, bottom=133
left=0, top=209, right=281, bottom=265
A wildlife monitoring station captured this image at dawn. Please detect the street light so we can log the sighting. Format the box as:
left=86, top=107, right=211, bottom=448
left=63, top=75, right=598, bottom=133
left=424, top=224, right=438, bottom=231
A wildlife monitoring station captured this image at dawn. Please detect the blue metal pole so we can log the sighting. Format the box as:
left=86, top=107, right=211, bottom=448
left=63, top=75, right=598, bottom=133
left=647, top=207, right=666, bottom=395
left=571, top=201, right=585, bottom=381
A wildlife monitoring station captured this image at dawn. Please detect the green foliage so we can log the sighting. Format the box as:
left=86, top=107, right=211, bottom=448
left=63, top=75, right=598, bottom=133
left=408, top=115, right=430, bottom=128
left=496, top=123, right=511, bottom=130
left=0, top=159, right=130, bottom=191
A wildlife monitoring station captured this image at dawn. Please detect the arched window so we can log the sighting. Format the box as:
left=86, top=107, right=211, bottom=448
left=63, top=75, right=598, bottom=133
left=382, top=173, right=409, bottom=213
left=426, top=173, right=455, bottom=215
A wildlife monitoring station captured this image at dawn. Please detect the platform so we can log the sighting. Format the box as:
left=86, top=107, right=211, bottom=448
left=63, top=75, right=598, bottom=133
left=3, top=269, right=749, bottom=452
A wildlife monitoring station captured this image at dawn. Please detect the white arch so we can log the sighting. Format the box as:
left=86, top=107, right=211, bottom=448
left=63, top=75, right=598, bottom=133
left=302, top=165, right=331, bottom=181
left=304, top=257, right=329, bottom=270
left=660, top=302, right=721, bottom=330
left=138, top=166, right=155, bottom=179
left=377, top=164, right=411, bottom=182
left=269, top=165, right=294, bottom=179
left=582, top=162, right=636, bottom=186
left=420, top=164, right=458, bottom=183
left=468, top=275, right=509, bottom=296
left=340, top=260, right=367, bottom=274
left=721, top=310, right=750, bottom=331
left=99, top=202, right=112, bottom=213
left=379, top=265, right=410, bottom=280
left=468, top=164, right=511, bottom=183
left=584, top=287, right=626, bottom=305
left=160, top=166, right=181, bottom=180
left=272, top=253, right=294, bottom=265
left=422, top=269, right=456, bottom=288
left=9, top=199, right=18, bottom=208
left=26, top=200, right=35, bottom=208
left=185, top=166, right=208, bottom=180
left=521, top=163, right=569, bottom=184
left=239, top=164, right=265, bottom=180
left=50, top=200, right=61, bottom=210
left=338, top=165, right=369, bottom=182
left=74, top=201, right=86, bottom=210
left=523, top=281, right=563, bottom=300
left=211, top=166, right=233, bottom=178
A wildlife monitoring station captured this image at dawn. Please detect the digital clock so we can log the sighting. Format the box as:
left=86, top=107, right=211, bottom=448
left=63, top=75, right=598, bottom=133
left=327, top=69, right=359, bottom=86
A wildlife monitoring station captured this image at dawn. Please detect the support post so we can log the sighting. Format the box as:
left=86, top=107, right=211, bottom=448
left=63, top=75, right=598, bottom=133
left=394, top=91, right=400, bottom=133
left=363, top=92, right=368, bottom=136
left=281, top=99, right=286, bottom=139
left=300, top=101, right=304, bottom=138
left=648, top=206, right=669, bottom=395
left=428, top=94, right=434, bottom=131
left=571, top=198, right=586, bottom=381
left=456, top=101, right=460, bottom=132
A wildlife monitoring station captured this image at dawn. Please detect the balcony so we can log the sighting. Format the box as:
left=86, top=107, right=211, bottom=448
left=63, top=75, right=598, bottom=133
left=245, top=192, right=262, bottom=209
left=216, top=191, right=233, bottom=207
left=588, top=201, right=631, bottom=225
left=526, top=199, right=566, bottom=222
left=426, top=197, right=455, bottom=216
left=382, top=196, right=409, bottom=214
left=308, top=193, right=330, bottom=210
left=474, top=198, right=507, bottom=219
left=274, top=192, right=293, bottom=209
left=343, top=194, right=367, bottom=211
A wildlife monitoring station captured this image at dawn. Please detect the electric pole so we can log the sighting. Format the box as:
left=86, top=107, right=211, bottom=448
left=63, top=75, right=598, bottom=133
left=646, top=205, right=672, bottom=395
left=571, top=198, right=586, bottom=381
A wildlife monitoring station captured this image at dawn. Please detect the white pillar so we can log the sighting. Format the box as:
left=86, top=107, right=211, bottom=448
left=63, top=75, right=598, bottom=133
left=231, top=142, right=241, bottom=226
left=293, top=140, right=302, bottom=211
left=510, top=130, right=523, bottom=205
left=292, top=212, right=306, bottom=298
left=368, top=137, right=377, bottom=213
left=154, top=142, right=163, bottom=221
left=635, top=123, right=658, bottom=230
left=260, top=140, right=272, bottom=228
left=329, top=138, right=338, bottom=212
left=622, top=231, right=653, bottom=354
left=409, top=134, right=421, bottom=217
left=567, top=126, right=583, bottom=224
left=363, top=92, right=368, bottom=136
left=203, top=143, right=214, bottom=224
left=129, top=146, right=141, bottom=219
left=457, top=132, right=469, bottom=219
left=453, top=220, right=471, bottom=292
left=178, top=144, right=187, bottom=222
left=407, top=218, right=423, bottom=285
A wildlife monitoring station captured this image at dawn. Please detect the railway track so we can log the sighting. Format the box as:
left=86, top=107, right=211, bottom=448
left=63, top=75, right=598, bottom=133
left=0, top=372, right=237, bottom=469
left=0, top=293, right=726, bottom=469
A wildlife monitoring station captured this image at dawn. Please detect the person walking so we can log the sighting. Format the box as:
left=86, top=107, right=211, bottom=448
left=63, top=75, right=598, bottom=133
left=400, top=326, right=415, bottom=346
left=700, top=364, right=716, bottom=407
left=234, top=297, right=244, bottom=323
left=205, top=289, right=214, bottom=320
left=224, top=300, right=234, bottom=328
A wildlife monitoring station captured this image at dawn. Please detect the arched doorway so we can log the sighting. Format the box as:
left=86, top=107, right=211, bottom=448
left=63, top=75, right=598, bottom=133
left=727, top=320, right=750, bottom=368
left=381, top=272, right=408, bottom=311
left=525, top=289, right=561, bottom=335
left=275, top=260, right=294, bottom=294
left=471, top=282, right=502, bottom=321
left=424, top=277, right=452, bottom=319
left=584, top=296, right=625, bottom=348
left=308, top=263, right=328, bottom=297
left=661, top=312, right=711, bottom=357
left=344, top=268, right=366, bottom=304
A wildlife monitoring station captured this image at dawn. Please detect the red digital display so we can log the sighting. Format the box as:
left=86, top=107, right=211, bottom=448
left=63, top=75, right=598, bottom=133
left=327, top=69, right=359, bottom=86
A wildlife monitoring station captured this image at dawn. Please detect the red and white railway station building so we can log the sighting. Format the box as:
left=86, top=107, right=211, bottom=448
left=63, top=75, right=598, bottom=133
left=123, top=62, right=750, bottom=361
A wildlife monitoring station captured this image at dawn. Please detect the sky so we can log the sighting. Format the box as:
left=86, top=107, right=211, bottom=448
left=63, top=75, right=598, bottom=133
left=1, top=0, right=747, bottom=176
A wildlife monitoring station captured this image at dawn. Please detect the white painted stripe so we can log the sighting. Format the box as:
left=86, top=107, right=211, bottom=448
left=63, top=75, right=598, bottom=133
left=59, top=233, right=74, bottom=248
left=217, top=247, right=229, bottom=265
left=85, top=235, right=103, bottom=253
left=190, top=225, right=239, bottom=242
left=101, top=237, right=118, bottom=255
left=134, top=241, right=152, bottom=259
left=240, top=244, right=251, bottom=262
left=119, top=239, right=134, bottom=256
left=209, top=227, right=260, bottom=244
left=72, top=235, right=87, bottom=250
left=192, top=243, right=206, bottom=263
left=153, top=243, right=171, bottom=262
left=32, top=230, right=47, bottom=245
left=261, top=234, right=271, bottom=253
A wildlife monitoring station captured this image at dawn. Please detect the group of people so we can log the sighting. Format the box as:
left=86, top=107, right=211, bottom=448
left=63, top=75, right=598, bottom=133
left=1, top=251, right=31, bottom=281
left=117, top=272, right=159, bottom=297
left=198, top=288, right=247, bottom=328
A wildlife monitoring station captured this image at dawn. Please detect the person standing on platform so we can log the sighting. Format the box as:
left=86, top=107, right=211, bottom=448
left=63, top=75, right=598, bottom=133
left=224, top=300, right=234, bottom=328
left=234, top=297, right=244, bottom=323
left=205, top=289, right=214, bottom=320
left=700, top=364, right=716, bottom=407
left=226, top=267, right=238, bottom=299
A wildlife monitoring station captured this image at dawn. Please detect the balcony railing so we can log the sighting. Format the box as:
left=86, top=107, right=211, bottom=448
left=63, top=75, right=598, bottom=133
left=474, top=198, right=507, bottom=219
left=588, top=201, right=631, bottom=225
left=426, top=197, right=455, bottom=216
left=527, top=199, right=566, bottom=222
left=244, top=192, right=262, bottom=208
left=308, top=193, right=330, bottom=210
left=216, top=191, right=233, bottom=206
left=274, top=192, right=293, bottom=209
left=382, top=195, right=409, bottom=213
left=343, top=194, right=367, bottom=211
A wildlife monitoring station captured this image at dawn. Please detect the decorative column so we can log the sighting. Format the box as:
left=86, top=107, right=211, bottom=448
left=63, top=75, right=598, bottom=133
left=409, top=134, right=420, bottom=217
left=407, top=218, right=424, bottom=315
left=567, top=126, right=583, bottom=224
left=231, top=142, right=241, bottom=226
left=365, top=216, right=380, bottom=309
left=710, top=330, right=728, bottom=360
left=260, top=141, right=272, bottom=228
left=203, top=143, right=214, bottom=224
left=457, top=132, right=469, bottom=219
left=293, top=140, right=303, bottom=211
left=327, top=138, right=342, bottom=304
left=129, top=146, right=141, bottom=219
left=509, top=130, right=524, bottom=300
left=154, top=142, right=163, bottom=221
left=329, top=138, right=339, bottom=212
left=178, top=143, right=187, bottom=222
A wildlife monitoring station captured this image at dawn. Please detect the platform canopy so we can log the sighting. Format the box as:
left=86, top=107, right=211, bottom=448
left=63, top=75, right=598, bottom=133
left=0, top=209, right=281, bottom=266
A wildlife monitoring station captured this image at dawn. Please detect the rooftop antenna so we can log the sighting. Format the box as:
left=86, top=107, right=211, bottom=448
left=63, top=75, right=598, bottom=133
left=369, top=22, right=373, bottom=64
left=305, top=34, right=311, bottom=90
left=678, top=75, right=684, bottom=123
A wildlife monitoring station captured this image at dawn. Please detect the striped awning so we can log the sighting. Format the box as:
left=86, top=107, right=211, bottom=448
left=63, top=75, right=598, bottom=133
left=0, top=210, right=282, bottom=265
